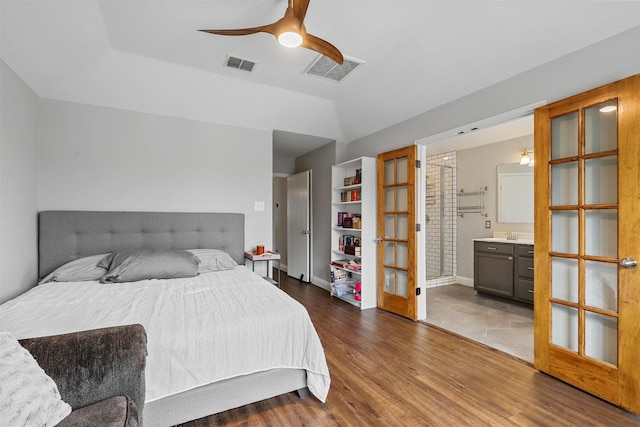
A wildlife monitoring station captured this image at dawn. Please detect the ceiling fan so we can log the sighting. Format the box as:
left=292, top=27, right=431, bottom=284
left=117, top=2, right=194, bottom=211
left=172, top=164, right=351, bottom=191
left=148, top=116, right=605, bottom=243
left=199, top=0, right=344, bottom=65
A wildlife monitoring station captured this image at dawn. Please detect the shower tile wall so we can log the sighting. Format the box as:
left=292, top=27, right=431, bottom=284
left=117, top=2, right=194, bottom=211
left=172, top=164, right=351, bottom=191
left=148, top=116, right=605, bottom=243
left=425, top=151, right=457, bottom=287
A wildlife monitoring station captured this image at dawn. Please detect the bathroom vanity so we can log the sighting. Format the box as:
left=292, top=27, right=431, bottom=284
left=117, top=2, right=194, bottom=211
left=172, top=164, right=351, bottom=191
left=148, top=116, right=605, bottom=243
left=474, top=238, right=534, bottom=304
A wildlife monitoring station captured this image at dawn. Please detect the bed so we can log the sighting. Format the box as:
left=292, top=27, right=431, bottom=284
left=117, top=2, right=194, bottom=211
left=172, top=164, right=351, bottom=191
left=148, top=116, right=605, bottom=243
left=0, top=211, right=330, bottom=426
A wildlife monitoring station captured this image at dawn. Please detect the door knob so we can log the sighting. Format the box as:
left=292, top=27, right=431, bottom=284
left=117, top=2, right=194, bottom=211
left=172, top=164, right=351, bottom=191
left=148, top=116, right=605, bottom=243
left=620, top=258, right=637, bottom=269
left=375, top=237, right=383, bottom=243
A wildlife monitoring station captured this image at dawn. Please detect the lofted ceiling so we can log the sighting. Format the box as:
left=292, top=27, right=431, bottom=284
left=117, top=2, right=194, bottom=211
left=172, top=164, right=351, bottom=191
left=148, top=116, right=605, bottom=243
left=1, top=1, right=639, bottom=157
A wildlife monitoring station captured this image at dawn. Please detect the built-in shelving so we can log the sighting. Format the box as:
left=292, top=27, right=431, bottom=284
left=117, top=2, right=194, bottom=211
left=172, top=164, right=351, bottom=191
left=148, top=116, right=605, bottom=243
left=330, top=157, right=377, bottom=309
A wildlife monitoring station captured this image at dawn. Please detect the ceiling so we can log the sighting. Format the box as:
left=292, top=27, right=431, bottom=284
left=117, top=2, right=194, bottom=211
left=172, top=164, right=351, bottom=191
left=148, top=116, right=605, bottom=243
left=2, top=1, right=639, bottom=158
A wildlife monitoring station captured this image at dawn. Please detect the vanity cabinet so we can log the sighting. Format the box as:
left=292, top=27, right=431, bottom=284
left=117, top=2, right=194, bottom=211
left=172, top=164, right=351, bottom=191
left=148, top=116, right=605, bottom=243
left=474, top=242, right=514, bottom=298
left=514, top=245, right=534, bottom=303
left=474, top=241, right=534, bottom=304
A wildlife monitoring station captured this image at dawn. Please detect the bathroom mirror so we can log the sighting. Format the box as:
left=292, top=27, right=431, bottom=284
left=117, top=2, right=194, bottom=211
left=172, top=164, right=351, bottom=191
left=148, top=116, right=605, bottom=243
left=497, top=163, right=534, bottom=223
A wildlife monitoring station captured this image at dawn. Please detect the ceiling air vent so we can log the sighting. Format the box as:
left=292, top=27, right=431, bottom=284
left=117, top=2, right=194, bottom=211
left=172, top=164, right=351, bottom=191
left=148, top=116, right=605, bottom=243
left=225, top=55, right=256, bottom=72
left=305, top=55, right=362, bottom=82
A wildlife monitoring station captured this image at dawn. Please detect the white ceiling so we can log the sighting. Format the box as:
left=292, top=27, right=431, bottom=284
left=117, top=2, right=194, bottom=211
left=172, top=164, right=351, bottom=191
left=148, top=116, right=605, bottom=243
left=2, top=1, right=639, bottom=158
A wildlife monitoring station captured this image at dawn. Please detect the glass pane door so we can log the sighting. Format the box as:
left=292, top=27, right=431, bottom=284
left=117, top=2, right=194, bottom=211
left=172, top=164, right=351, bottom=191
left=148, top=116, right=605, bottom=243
left=383, top=157, right=409, bottom=298
left=549, top=100, right=619, bottom=365
left=535, top=74, right=640, bottom=415
left=377, top=145, right=417, bottom=320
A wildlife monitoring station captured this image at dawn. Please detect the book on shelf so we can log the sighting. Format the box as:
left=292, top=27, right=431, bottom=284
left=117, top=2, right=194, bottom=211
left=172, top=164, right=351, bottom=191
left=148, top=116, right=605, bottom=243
left=338, top=235, right=360, bottom=252
left=337, top=211, right=348, bottom=226
left=330, top=268, right=352, bottom=283
left=337, top=212, right=361, bottom=228
left=340, top=189, right=361, bottom=202
left=345, top=259, right=361, bottom=272
left=330, top=259, right=351, bottom=267
left=344, top=245, right=361, bottom=256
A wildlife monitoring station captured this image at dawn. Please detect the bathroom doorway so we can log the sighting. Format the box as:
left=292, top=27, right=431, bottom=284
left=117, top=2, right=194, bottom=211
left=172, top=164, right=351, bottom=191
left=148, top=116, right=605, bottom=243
left=418, top=113, right=536, bottom=363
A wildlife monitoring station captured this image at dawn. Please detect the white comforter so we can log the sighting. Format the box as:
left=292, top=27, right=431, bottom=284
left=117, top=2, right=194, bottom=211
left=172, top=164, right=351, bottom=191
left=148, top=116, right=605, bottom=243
left=0, top=266, right=330, bottom=403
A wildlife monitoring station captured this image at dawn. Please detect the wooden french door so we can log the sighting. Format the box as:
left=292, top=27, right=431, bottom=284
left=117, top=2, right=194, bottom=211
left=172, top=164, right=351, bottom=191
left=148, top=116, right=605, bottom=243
left=534, top=74, right=640, bottom=414
left=376, top=145, right=418, bottom=320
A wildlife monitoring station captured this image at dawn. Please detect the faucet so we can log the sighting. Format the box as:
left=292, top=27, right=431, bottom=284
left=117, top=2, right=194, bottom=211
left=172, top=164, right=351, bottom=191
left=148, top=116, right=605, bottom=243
left=507, top=231, right=518, bottom=241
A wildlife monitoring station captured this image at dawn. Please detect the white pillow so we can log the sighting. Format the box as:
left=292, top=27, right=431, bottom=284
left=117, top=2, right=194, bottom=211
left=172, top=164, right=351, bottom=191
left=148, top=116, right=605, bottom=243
left=0, top=331, right=72, bottom=426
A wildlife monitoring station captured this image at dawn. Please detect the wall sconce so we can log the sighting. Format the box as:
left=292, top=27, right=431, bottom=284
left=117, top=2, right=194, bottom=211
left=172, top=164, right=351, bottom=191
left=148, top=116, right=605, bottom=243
left=520, top=148, right=534, bottom=166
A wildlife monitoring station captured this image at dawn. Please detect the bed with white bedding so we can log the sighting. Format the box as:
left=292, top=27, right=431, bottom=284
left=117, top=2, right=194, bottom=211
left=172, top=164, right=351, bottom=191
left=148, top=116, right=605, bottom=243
left=0, top=211, right=330, bottom=426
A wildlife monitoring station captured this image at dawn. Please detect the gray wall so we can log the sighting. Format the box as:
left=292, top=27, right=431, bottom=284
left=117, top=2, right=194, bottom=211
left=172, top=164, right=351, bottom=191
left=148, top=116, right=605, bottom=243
left=38, top=100, right=274, bottom=257
left=273, top=154, right=295, bottom=175
left=295, top=142, right=338, bottom=284
left=346, top=27, right=640, bottom=159
left=0, top=60, right=40, bottom=303
left=456, top=135, right=535, bottom=279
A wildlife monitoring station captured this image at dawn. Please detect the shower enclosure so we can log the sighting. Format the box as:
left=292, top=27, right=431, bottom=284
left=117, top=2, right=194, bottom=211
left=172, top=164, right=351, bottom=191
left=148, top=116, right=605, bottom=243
left=425, top=152, right=457, bottom=287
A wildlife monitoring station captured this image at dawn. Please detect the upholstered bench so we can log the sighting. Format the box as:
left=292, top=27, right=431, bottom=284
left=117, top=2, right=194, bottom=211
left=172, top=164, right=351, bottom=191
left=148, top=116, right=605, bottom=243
left=17, top=324, right=147, bottom=426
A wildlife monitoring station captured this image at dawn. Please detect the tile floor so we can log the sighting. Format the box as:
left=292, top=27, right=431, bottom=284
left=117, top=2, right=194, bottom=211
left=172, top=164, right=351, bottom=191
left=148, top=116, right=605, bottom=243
left=424, top=284, right=534, bottom=363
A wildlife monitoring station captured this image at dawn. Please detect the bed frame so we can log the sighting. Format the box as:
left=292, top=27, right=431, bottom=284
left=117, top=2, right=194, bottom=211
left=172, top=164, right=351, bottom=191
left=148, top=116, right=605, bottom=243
left=38, top=211, right=309, bottom=426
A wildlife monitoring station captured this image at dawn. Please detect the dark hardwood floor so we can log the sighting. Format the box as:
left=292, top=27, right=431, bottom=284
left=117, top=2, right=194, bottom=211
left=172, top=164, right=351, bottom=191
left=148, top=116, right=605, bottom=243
left=180, top=273, right=639, bottom=426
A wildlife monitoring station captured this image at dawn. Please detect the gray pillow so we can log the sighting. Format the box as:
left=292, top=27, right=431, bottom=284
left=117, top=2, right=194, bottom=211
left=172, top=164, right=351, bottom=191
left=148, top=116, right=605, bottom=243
left=39, top=254, right=110, bottom=284
left=99, top=250, right=200, bottom=283
left=186, top=249, right=238, bottom=273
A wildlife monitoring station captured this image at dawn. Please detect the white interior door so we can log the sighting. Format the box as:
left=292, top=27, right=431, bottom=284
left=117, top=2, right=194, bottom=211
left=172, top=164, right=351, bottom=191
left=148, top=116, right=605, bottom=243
left=287, top=170, right=311, bottom=282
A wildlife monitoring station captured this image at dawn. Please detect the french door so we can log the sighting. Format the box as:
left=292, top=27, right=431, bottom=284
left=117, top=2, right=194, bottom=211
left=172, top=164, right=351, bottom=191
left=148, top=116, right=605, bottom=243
left=534, top=74, right=639, bottom=414
left=376, top=145, right=418, bottom=320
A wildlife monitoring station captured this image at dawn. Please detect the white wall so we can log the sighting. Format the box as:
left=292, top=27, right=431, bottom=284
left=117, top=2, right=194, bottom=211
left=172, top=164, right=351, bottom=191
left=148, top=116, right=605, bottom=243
left=346, top=27, right=640, bottom=159
left=38, top=100, right=273, bottom=256
left=342, top=27, right=638, bottom=284
left=456, top=135, right=535, bottom=279
left=0, top=60, right=40, bottom=303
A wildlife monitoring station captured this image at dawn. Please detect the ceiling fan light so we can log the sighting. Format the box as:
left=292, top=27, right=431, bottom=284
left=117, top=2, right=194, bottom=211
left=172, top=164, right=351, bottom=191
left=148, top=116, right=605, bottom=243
left=599, top=105, right=617, bottom=113
left=278, top=31, right=303, bottom=48
left=278, top=31, right=302, bottom=47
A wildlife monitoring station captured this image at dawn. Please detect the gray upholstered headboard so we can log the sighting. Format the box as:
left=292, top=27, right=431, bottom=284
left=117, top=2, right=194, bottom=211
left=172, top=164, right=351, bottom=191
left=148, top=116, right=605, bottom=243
left=38, top=211, right=245, bottom=278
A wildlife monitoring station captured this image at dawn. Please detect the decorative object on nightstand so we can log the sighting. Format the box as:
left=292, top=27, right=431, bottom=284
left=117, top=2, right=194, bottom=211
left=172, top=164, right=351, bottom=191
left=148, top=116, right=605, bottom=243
left=244, top=250, right=281, bottom=288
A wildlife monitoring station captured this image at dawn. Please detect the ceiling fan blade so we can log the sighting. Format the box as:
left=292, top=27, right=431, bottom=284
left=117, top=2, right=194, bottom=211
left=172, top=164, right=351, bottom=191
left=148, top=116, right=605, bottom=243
left=199, top=24, right=276, bottom=37
left=292, top=0, right=310, bottom=22
left=302, top=34, right=344, bottom=64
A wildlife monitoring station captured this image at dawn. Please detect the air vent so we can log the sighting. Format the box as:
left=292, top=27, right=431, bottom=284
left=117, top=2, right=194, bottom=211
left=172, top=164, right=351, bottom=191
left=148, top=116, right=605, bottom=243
left=225, top=55, right=256, bottom=72
left=305, top=55, right=363, bottom=82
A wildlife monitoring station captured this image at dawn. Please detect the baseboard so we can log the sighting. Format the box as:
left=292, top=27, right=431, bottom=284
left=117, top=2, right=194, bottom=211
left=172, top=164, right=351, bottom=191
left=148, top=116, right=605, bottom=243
left=456, top=276, right=474, bottom=287
left=311, top=276, right=331, bottom=292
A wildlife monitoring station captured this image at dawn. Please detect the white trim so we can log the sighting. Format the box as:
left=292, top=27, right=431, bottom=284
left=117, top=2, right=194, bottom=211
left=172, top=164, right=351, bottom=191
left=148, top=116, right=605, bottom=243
left=416, top=144, right=427, bottom=320
left=309, top=170, right=314, bottom=285
left=272, top=172, right=289, bottom=178
left=311, top=276, right=331, bottom=291
left=456, top=276, right=474, bottom=288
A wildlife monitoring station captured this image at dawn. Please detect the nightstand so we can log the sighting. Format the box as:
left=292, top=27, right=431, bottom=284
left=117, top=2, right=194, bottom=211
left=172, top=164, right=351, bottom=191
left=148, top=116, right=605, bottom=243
left=244, top=251, right=281, bottom=288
